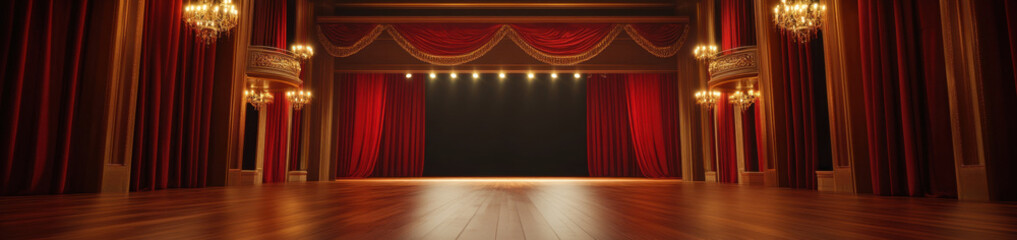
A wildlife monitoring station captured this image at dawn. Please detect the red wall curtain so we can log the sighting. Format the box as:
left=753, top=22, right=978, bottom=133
left=250, top=0, right=287, bottom=49
left=624, top=74, right=682, bottom=178
left=719, top=0, right=757, bottom=50
left=775, top=34, right=820, bottom=189
left=131, top=0, right=216, bottom=191
left=857, top=0, right=956, bottom=197
left=288, top=111, right=302, bottom=171
left=715, top=94, right=738, bottom=183
left=742, top=105, right=760, bottom=172
left=587, top=75, right=641, bottom=177
left=586, top=74, right=681, bottom=178
left=263, top=94, right=289, bottom=183
left=372, top=75, right=426, bottom=177
left=333, top=74, right=387, bottom=178
left=1, top=0, right=90, bottom=195
left=251, top=0, right=289, bottom=183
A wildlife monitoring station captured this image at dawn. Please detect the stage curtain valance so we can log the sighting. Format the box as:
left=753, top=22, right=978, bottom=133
left=317, top=23, right=688, bottom=65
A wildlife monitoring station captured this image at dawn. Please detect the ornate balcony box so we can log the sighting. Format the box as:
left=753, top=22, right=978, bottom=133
left=246, top=46, right=302, bottom=89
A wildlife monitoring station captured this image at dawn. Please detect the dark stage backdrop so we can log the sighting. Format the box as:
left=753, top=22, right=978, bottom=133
left=425, top=74, right=587, bottom=176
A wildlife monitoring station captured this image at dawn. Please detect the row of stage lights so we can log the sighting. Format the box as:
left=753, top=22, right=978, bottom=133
left=406, top=72, right=584, bottom=80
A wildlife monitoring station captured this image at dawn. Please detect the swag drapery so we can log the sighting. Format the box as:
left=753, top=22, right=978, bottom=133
left=587, top=74, right=681, bottom=178
left=318, top=23, right=689, bottom=65
left=0, top=0, right=91, bottom=195
left=856, top=0, right=956, bottom=197
left=251, top=0, right=290, bottom=183
left=130, top=0, right=217, bottom=191
left=333, top=74, right=425, bottom=178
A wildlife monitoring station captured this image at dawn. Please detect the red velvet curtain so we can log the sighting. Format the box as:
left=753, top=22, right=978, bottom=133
left=250, top=0, right=287, bottom=49
left=587, top=75, right=641, bottom=177
left=857, top=0, right=956, bottom=197
left=130, top=0, right=216, bottom=191
left=372, top=75, right=426, bottom=177
left=251, top=0, right=289, bottom=183
left=390, top=23, right=504, bottom=55
left=1008, top=1, right=1017, bottom=95
left=719, top=0, right=757, bottom=50
left=289, top=111, right=302, bottom=171
left=986, top=0, right=1017, bottom=201
left=586, top=74, right=681, bottom=178
left=263, top=94, right=289, bottom=183
left=742, top=105, right=760, bottom=172
left=0, top=0, right=90, bottom=195
left=715, top=94, right=738, bottom=183
left=333, top=74, right=387, bottom=178
left=775, top=33, right=820, bottom=189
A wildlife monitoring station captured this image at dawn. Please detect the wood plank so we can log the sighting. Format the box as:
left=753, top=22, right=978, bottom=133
left=1, top=178, right=1016, bottom=239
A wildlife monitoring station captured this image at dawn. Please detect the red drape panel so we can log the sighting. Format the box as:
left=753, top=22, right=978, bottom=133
left=251, top=0, right=288, bottom=183
left=624, top=74, right=682, bottom=178
left=857, top=0, right=956, bottom=197
left=509, top=23, right=616, bottom=55
left=1008, top=1, right=1017, bottom=94
left=372, top=75, right=426, bottom=177
left=131, top=0, right=216, bottom=191
left=586, top=75, right=641, bottom=177
left=742, top=104, right=760, bottom=172
left=720, top=0, right=757, bottom=50
left=715, top=94, right=738, bottom=183
left=250, top=0, right=287, bottom=48
left=390, top=23, right=504, bottom=55
left=754, top=103, right=766, bottom=170
left=333, top=74, right=387, bottom=178
left=263, top=94, right=289, bottom=183
left=0, top=0, right=89, bottom=195
left=288, top=111, right=302, bottom=171
left=776, top=33, right=818, bottom=189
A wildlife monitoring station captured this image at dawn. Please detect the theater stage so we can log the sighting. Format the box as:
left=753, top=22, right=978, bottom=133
left=2, top=178, right=1016, bottom=239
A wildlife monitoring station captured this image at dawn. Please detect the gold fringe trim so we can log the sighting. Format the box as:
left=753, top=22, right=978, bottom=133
left=624, top=24, right=690, bottom=58
left=505, top=24, right=624, bottom=66
left=387, top=25, right=511, bottom=66
left=317, top=24, right=386, bottom=57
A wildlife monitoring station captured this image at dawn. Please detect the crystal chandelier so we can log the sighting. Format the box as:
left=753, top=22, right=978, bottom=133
left=693, top=44, right=718, bottom=62
left=244, top=88, right=273, bottom=111
left=183, top=0, right=239, bottom=44
left=695, top=90, right=722, bottom=109
left=728, top=89, right=760, bottom=110
left=773, top=0, right=826, bottom=43
left=286, top=89, right=312, bottom=110
left=290, top=44, right=314, bottom=62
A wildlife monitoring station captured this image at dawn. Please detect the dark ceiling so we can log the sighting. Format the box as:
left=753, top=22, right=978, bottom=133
left=315, top=0, right=699, bottom=17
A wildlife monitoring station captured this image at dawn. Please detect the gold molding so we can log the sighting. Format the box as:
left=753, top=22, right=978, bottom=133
left=246, top=46, right=303, bottom=89
left=332, top=2, right=675, bottom=9
left=316, top=16, right=690, bottom=24
left=708, top=46, right=759, bottom=87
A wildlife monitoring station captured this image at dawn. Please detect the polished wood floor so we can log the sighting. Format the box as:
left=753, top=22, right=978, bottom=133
left=2, top=178, right=1016, bottom=239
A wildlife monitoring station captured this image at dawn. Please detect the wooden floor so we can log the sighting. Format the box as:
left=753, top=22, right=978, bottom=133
left=2, top=178, right=1016, bottom=239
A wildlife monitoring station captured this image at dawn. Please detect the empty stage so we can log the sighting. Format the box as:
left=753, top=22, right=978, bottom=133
left=2, top=178, right=1016, bottom=239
